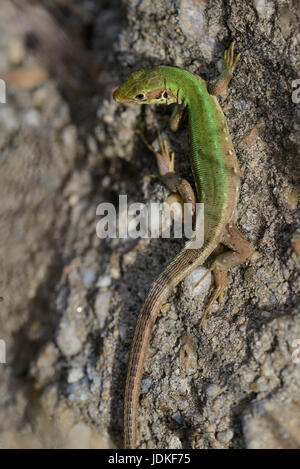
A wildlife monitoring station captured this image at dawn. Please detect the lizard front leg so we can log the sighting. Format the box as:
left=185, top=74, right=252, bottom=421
left=140, top=132, right=196, bottom=215
left=207, top=41, right=240, bottom=96
left=169, top=103, right=187, bottom=132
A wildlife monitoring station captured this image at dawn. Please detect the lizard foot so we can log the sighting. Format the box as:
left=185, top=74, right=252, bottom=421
left=224, top=41, right=240, bottom=75
left=196, top=262, right=228, bottom=327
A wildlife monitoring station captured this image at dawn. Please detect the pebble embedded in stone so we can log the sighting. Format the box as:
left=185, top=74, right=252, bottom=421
left=141, top=378, right=152, bottom=393
left=217, top=428, right=234, bottom=444
left=206, top=384, right=222, bottom=398
left=94, top=290, right=112, bottom=329
left=253, top=0, right=275, bottom=20
left=96, top=275, right=112, bottom=288
left=57, top=320, right=83, bottom=357
left=184, top=266, right=212, bottom=296
left=171, top=411, right=183, bottom=425
left=68, top=368, right=85, bottom=384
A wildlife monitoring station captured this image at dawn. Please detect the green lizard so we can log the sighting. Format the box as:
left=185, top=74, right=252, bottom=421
left=113, top=42, right=258, bottom=449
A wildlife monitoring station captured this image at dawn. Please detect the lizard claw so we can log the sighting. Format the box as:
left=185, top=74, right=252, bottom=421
left=224, top=41, right=240, bottom=74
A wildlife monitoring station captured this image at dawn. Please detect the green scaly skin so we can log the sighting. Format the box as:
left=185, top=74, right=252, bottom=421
left=113, top=43, right=257, bottom=449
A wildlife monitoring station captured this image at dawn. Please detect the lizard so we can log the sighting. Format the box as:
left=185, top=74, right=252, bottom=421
left=113, top=42, right=259, bottom=449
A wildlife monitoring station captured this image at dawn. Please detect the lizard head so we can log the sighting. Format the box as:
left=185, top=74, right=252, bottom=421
left=113, top=67, right=177, bottom=104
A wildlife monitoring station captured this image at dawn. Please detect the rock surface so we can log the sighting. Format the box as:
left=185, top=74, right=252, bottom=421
left=0, top=0, right=299, bottom=449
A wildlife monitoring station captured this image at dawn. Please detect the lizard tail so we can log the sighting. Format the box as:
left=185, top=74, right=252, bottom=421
left=123, top=239, right=217, bottom=448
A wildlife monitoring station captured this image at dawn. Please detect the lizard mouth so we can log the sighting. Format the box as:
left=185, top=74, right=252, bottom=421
left=112, top=88, right=121, bottom=102
left=113, top=89, right=133, bottom=104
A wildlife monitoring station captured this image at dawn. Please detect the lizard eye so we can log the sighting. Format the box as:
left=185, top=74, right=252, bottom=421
left=163, top=91, right=168, bottom=99
left=135, top=94, right=145, bottom=100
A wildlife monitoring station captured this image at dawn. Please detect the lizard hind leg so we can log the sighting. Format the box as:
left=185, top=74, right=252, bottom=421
left=198, top=223, right=258, bottom=327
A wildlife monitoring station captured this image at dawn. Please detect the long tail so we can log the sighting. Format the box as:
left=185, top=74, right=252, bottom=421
left=123, top=239, right=217, bottom=448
